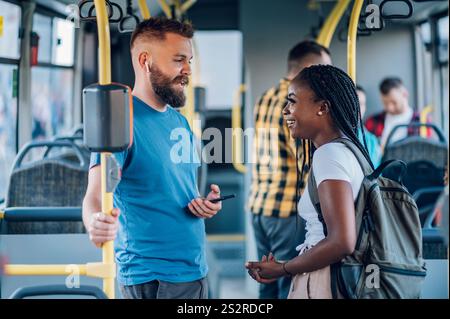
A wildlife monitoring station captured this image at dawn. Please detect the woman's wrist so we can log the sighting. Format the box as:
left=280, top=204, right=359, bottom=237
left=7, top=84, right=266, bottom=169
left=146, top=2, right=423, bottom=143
left=282, top=261, right=293, bottom=277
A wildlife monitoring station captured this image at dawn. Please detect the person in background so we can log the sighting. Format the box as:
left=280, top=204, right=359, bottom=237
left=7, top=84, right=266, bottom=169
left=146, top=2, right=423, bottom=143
left=356, top=85, right=381, bottom=168
left=365, top=77, right=431, bottom=149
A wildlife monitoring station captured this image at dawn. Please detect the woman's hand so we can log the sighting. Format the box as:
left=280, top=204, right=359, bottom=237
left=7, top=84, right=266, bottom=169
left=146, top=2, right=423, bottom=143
left=245, top=252, right=285, bottom=284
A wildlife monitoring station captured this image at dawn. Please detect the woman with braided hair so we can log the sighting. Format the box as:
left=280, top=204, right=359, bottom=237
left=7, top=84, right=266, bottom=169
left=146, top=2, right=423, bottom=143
left=246, top=64, right=373, bottom=299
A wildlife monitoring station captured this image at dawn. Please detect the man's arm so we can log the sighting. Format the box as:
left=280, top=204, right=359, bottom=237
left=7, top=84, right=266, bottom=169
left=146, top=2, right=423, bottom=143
left=82, top=166, right=120, bottom=248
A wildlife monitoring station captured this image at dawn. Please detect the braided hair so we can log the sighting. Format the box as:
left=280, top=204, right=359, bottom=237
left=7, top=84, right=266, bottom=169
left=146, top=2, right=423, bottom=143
left=293, top=64, right=374, bottom=209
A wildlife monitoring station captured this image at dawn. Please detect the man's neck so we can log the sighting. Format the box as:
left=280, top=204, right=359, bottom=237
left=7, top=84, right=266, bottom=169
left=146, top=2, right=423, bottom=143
left=132, top=83, right=167, bottom=112
left=389, top=105, right=412, bottom=117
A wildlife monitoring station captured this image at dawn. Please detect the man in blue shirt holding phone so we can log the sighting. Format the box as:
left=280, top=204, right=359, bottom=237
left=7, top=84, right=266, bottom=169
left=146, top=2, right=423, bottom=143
left=82, top=17, right=222, bottom=299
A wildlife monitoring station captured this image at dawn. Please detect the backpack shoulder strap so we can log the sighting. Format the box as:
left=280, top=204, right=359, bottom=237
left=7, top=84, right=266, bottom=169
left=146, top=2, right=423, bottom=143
left=307, top=138, right=373, bottom=236
left=333, top=137, right=373, bottom=176
left=307, top=168, right=328, bottom=236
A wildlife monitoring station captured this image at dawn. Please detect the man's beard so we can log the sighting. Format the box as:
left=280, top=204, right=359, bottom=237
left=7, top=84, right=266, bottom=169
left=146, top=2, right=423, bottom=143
left=150, top=65, right=189, bottom=108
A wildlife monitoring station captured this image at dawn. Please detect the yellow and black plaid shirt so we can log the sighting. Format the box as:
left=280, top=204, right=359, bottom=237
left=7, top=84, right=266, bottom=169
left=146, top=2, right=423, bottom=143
left=248, top=78, right=309, bottom=218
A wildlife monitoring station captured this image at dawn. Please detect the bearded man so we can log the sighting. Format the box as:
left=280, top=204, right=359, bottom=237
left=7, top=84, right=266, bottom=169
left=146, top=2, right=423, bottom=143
left=82, top=18, right=222, bottom=299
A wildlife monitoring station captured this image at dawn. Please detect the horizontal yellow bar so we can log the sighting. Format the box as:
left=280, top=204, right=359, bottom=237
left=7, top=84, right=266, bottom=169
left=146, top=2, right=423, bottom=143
left=4, top=264, right=87, bottom=276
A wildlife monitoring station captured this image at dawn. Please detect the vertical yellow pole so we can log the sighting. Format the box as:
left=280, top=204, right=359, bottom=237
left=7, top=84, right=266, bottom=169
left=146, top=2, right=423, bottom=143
left=232, top=84, right=247, bottom=174
left=347, top=0, right=364, bottom=82
left=138, top=0, right=151, bottom=19
left=158, top=0, right=172, bottom=18
left=317, top=0, right=351, bottom=48
left=94, top=0, right=115, bottom=299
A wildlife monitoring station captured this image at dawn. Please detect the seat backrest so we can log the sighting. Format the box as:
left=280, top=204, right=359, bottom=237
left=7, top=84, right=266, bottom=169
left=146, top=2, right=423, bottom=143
left=382, top=137, right=448, bottom=168
left=5, top=160, right=88, bottom=234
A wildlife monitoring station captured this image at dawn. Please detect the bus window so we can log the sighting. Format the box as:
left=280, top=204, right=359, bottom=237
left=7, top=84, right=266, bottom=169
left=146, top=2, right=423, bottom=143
left=31, top=67, right=74, bottom=140
left=437, top=16, right=448, bottom=65
left=52, top=18, right=75, bottom=66
left=0, top=64, right=18, bottom=198
left=33, top=14, right=52, bottom=64
left=31, top=13, right=75, bottom=143
left=194, top=31, right=243, bottom=110
left=437, top=15, right=448, bottom=140
left=0, top=0, right=20, bottom=197
left=0, top=0, right=21, bottom=59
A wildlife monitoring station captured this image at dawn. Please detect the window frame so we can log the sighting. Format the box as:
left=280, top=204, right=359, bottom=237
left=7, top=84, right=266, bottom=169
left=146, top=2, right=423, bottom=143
left=33, top=6, right=77, bottom=69
left=0, top=0, right=22, bottom=152
left=414, top=10, right=449, bottom=138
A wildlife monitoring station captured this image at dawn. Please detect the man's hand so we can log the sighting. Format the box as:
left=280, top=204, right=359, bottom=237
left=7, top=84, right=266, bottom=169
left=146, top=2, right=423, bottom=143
left=187, top=184, right=222, bottom=219
left=246, top=252, right=284, bottom=284
left=87, top=208, right=120, bottom=248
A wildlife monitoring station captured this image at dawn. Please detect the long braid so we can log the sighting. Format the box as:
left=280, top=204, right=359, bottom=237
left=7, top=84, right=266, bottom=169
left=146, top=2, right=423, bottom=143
left=296, top=65, right=374, bottom=169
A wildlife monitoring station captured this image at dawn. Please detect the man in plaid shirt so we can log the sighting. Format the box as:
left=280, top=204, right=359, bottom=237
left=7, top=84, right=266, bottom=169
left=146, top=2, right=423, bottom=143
left=365, top=77, right=431, bottom=148
left=248, top=41, right=331, bottom=299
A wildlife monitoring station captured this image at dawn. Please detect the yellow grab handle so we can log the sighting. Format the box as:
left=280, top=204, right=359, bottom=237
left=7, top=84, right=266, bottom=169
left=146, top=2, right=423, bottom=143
left=347, top=0, right=364, bottom=82
left=317, top=0, right=351, bottom=48
left=94, top=0, right=111, bottom=85
left=100, top=153, right=115, bottom=299
left=94, top=0, right=115, bottom=299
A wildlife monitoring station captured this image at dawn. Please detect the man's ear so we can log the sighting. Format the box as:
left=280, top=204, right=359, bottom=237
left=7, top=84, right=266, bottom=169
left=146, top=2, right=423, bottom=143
left=402, top=87, right=409, bottom=100
left=139, top=52, right=152, bottom=73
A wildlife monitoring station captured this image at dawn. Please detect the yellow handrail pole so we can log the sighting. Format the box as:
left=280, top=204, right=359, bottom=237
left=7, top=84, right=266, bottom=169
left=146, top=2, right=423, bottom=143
left=317, top=0, right=351, bottom=48
left=4, top=265, right=87, bottom=276
left=138, top=0, right=151, bottom=19
left=94, top=0, right=115, bottom=299
left=94, top=0, right=111, bottom=86
left=182, top=80, right=195, bottom=128
left=232, top=84, right=247, bottom=174
left=158, top=0, right=172, bottom=18
left=420, top=105, right=433, bottom=137
left=180, top=38, right=199, bottom=129
left=5, top=262, right=115, bottom=279
left=347, top=0, right=364, bottom=82
left=180, top=0, right=197, bottom=13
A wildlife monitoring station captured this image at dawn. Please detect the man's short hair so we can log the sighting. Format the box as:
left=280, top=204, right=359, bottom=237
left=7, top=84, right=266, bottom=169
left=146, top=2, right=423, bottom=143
left=356, top=85, right=365, bottom=94
left=379, top=77, right=404, bottom=95
left=287, top=40, right=331, bottom=72
left=130, top=17, right=194, bottom=50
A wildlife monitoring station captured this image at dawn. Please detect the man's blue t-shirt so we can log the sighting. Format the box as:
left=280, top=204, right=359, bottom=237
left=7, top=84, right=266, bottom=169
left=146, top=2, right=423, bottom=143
left=90, top=96, right=206, bottom=285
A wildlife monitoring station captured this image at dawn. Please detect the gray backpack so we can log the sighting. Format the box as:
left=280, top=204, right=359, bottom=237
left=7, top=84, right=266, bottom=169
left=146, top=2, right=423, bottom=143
left=308, top=138, right=427, bottom=299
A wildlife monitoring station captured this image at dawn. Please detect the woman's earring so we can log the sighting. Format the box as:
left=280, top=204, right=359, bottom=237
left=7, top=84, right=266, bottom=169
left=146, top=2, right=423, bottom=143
left=318, top=111, right=323, bottom=116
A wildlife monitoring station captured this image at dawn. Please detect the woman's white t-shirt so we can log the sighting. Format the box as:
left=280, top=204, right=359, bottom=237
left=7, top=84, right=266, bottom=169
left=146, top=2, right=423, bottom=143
left=297, top=142, right=365, bottom=253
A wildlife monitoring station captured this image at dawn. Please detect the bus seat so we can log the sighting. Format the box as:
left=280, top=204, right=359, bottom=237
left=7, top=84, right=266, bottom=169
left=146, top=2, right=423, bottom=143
left=3, top=141, right=88, bottom=234
left=4, top=160, right=87, bottom=234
